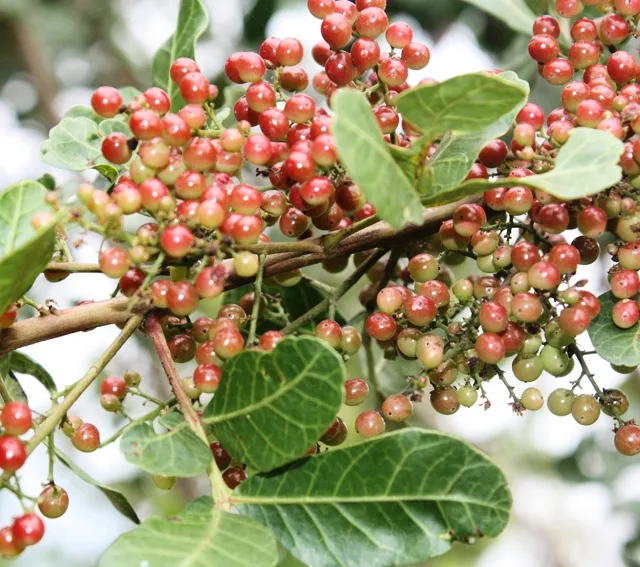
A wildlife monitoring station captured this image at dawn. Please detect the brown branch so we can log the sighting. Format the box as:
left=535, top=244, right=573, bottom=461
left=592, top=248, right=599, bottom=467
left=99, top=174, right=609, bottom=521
left=0, top=197, right=480, bottom=355
left=0, top=297, right=146, bottom=355
left=46, top=263, right=102, bottom=273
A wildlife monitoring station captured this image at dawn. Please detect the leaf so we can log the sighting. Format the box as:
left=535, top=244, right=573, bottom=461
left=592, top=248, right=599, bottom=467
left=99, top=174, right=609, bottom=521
left=120, top=412, right=211, bottom=477
left=515, top=128, right=624, bottom=199
left=55, top=447, right=140, bottom=524
left=119, top=86, right=142, bottom=105
left=98, top=118, right=132, bottom=137
left=41, top=116, right=101, bottom=171
left=204, top=336, right=346, bottom=472
left=220, top=86, right=246, bottom=128
left=223, top=281, right=346, bottom=334
left=588, top=292, right=640, bottom=366
left=151, top=0, right=210, bottom=111
left=98, top=497, right=278, bottom=567
left=64, top=105, right=101, bottom=123
left=332, top=89, right=423, bottom=229
left=419, top=72, right=530, bottom=205
left=454, top=128, right=625, bottom=202
left=395, top=73, right=529, bottom=139
left=234, top=429, right=512, bottom=567
left=460, top=0, right=537, bottom=35
left=4, top=372, right=27, bottom=405
left=6, top=352, right=56, bottom=392
left=94, top=163, right=120, bottom=184
left=0, top=181, right=58, bottom=313
left=37, top=173, right=57, bottom=191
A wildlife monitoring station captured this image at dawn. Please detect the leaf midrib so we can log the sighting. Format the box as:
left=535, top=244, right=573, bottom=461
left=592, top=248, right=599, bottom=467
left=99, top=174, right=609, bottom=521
left=205, top=351, right=324, bottom=425
left=232, top=493, right=510, bottom=513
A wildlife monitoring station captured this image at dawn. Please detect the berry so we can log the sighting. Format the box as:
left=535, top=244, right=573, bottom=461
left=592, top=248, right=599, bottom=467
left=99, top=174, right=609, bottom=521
left=222, top=467, right=247, bottom=489
left=355, top=410, right=385, bottom=438
left=12, top=514, right=44, bottom=547
left=521, top=388, right=544, bottom=411
left=547, top=388, right=575, bottom=416
left=457, top=386, right=478, bottom=408
left=193, top=364, right=222, bottom=393
left=167, top=281, right=199, bottom=316
left=475, top=333, right=506, bottom=364
left=37, top=486, right=69, bottom=519
left=344, top=379, right=369, bottom=406
left=430, top=387, right=460, bottom=415
left=365, top=312, right=397, bottom=341
left=571, top=394, right=601, bottom=425
left=381, top=395, right=413, bottom=422
left=210, top=441, right=232, bottom=470
left=0, top=436, right=26, bottom=473
left=100, top=376, right=127, bottom=400
left=0, top=402, right=32, bottom=436
left=153, top=475, right=176, bottom=490
left=71, top=423, right=100, bottom=453
left=615, top=424, right=640, bottom=456
left=0, top=526, right=24, bottom=558
left=91, top=86, right=123, bottom=118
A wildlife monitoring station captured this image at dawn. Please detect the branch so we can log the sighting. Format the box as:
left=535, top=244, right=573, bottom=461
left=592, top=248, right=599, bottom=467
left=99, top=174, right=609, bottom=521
left=0, top=297, right=146, bottom=355
left=0, top=197, right=481, bottom=355
left=45, top=263, right=102, bottom=273
left=0, top=315, right=143, bottom=483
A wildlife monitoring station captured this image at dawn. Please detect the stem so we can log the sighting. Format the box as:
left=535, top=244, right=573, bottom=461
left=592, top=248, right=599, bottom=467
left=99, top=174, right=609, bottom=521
left=494, top=365, right=523, bottom=413
left=237, top=241, right=323, bottom=254
left=145, top=312, right=230, bottom=506
left=364, top=335, right=385, bottom=405
left=302, top=276, right=333, bottom=295
left=569, top=343, right=605, bottom=400
left=128, top=388, right=165, bottom=406
left=47, top=432, right=55, bottom=483
left=0, top=297, right=146, bottom=356
left=2, top=196, right=482, bottom=356
left=98, top=400, right=174, bottom=447
left=0, top=315, right=143, bottom=483
left=322, top=215, right=380, bottom=251
left=282, top=248, right=387, bottom=335
left=247, top=255, right=265, bottom=346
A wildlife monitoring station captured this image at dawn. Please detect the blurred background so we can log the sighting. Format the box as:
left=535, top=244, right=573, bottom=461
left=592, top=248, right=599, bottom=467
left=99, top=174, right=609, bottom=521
left=0, top=0, right=639, bottom=566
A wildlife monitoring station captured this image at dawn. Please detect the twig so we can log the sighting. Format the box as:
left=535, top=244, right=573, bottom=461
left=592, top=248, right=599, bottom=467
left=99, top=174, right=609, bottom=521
left=247, top=255, right=265, bottom=346
left=282, top=248, right=387, bottom=335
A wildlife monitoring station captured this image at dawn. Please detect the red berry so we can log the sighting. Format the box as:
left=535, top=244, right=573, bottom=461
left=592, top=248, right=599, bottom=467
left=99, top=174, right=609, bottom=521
left=365, top=312, right=397, bottom=341
left=160, top=225, right=194, bottom=258
left=170, top=57, right=200, bottom=84
left=37, top=486, right=70, bottom=519
left=612, top=298, right=639, bottom=329
left=71, top=423, right=100, bottom=453
left=193, top=364, right=222, bottom=393
left=0, top=436, right=27, bottom=473
left=91, top=86, right=123, bottom=118
left=475, top=333, right=506, bottom=364
left=0, top=402, right=32, bottom=436
left=101, top=132, right=132, bottom=165
left=0, top=526, right=24, bottom=558
left=99, top=248, right=130, bottom=279
left=615, top=424, right=640, bottom=456
left=344, top=378, right=369, bottom=406
left=12, top=514, right=44, bottom=547
left=130, top=109, right=163, bottom=140
left=100, top=376, right=127, bottom=400
left=167, top=281, right=200, bottom=316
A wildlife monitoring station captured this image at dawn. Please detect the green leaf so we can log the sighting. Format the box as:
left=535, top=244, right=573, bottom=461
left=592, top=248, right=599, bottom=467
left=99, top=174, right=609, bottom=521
left=460, top=0, right=537, bottom=35
left=55, top=447, right=140, bottom=524
left=332, top=89, right=423, bottom=229
left=220, top=86, right=246, bottom=128
left=204, top=336, right=346, bottom=472
left=94, top=163, right=120, bottom=184
left=37, top=173, right=57, bottom=191
left=588, top=292, right=640, bottom=366
left=454, top=128, right=625, bottom=202
left=151, top=0, right=210, bottom=111
left=0, top=355, right=27, bottom=405
left=98, top=118, right=132, bottom=137
left=119, top=86, right=142, bottom=105
left=120, top=412, right=211, bottom=477
left=419, top=72, right=530, bottom=205
left=5, top=352, right=56, bottom=393
left=514, top=128, right=624, bottom=199
left=0, top=181, right=58, bottom=313
left=223, top=280, right=346, bottom=334
left=395, top=73, right=529, bottom=139
left=4, top=372, right=27, bottom=405
left=41, top=116, right=101, bottom=171
left=64, top=105, right=101, bottom=123
left=98, top=497, right=278, bottom=567
left=235, top=429, right=511, bottom=567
